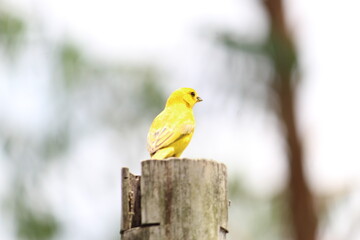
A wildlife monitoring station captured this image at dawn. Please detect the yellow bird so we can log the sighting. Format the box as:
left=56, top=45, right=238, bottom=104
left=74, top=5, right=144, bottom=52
left=147, top=88, right=202, bottom=160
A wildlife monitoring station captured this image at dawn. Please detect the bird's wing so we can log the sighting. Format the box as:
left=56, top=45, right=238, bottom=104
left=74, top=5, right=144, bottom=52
left=147, top=111, right=194, bottom=155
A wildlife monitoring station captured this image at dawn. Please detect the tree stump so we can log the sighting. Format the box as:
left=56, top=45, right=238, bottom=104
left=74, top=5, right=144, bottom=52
left=121, top=158, right=228, bottom=240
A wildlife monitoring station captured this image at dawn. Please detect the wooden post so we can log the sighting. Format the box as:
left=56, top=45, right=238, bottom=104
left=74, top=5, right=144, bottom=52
left=121, top=158, right=228, bottom=240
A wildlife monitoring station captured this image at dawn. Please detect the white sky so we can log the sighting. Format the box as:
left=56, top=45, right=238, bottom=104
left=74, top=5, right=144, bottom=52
left=2, top=0, right=360, bottom=239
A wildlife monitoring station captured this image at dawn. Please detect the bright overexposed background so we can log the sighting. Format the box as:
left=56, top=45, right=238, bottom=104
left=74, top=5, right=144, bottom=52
left=0, top=0, right=359, bottom=239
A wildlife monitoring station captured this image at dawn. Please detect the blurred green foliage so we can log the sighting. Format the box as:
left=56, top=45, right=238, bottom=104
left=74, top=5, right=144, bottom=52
left=15, top=202, right=58, bottom=240
left=264, top=30, right=297, bottom=78
left=2, top=178, right=59, bottom=240
left=41, top=124, right=71, bottom=160
left=0, top=8, right=25, bottom=57
left=134, top=67, right=166, bottom=117
left=0, top=4, right=166, bottom=240
left=228, top=176, right=291, bottom=240
left=58, top=42, right=87, bottom=88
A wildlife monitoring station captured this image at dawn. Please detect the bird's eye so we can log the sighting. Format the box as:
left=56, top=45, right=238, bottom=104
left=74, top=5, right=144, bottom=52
left=190, top=92, right=195, bottom=97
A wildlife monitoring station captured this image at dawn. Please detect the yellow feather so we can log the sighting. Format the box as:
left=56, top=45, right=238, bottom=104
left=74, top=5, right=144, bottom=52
left=147, top=88, right=202, bottom=160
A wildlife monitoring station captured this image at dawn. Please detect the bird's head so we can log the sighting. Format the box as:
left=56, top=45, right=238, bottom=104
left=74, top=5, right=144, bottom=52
left=166, top=88, right=202, bottom=108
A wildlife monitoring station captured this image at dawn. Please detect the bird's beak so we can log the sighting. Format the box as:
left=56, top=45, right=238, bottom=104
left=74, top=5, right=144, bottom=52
left=197, top=96, right=203, bottom=102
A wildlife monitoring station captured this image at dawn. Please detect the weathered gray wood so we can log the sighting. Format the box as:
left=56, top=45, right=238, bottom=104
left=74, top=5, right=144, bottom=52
left=121, top=158, right=228, bottom=240
left=121, top=168, right=130, bottom=231
left=121, top=168, right=141, bottom=232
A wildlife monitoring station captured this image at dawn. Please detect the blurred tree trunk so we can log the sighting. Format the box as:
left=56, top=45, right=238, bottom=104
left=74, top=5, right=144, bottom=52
left=262, top=0, right=318, bottom=239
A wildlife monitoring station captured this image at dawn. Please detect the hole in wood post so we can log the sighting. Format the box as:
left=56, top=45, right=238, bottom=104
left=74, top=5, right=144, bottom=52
left=219, top=226, right=229, bottom=240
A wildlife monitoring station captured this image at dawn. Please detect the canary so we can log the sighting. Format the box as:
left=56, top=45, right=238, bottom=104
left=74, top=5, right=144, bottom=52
left=147, top=88, right=202, bottom=160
